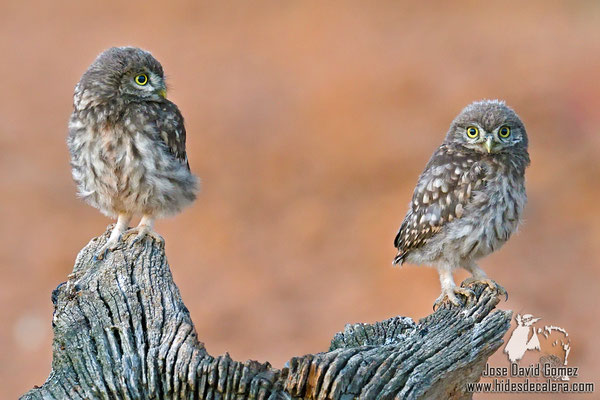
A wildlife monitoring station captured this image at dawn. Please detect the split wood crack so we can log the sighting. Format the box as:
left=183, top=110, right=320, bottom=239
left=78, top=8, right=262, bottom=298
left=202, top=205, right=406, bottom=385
left=21, top=227, right=511, bottom=399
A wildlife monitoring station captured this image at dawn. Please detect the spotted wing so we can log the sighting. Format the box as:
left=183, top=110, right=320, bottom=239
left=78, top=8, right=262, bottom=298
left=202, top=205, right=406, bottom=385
left=393, top=144, right=485, bottom=264
left=153, top=102, right=190, bottom=169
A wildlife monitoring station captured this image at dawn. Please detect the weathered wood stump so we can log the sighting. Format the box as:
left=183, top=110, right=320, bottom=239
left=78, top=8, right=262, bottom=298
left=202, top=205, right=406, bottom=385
left=21, top=227, right=511, bottom=399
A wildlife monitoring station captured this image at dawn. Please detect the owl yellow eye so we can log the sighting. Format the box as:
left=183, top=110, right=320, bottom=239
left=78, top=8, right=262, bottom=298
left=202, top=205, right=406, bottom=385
left=134, top=74, right=148, bottom=86
left=498, top=126, right=511, bottom=138
left=466, top=126, right=479, bottom=138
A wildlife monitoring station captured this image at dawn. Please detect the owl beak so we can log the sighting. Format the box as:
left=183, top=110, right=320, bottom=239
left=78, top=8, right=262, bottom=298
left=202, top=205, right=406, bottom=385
left=484, top=137, right=494, bottom=153
left=158, top=89, right=167, bottom=99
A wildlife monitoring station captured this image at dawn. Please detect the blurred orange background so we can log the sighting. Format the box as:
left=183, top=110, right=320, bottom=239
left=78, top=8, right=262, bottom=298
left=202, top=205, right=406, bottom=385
left=1, top=1, right=599, bottom=399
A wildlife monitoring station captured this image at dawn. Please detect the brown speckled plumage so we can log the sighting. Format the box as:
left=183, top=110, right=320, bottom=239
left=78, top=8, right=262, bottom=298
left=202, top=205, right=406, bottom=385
left=393, top=100, right=529, bottom=308
left=68, top=47, right=198, bottom=258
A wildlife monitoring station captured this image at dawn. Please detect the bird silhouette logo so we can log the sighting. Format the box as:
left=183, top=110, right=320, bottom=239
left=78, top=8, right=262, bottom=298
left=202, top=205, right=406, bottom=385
left=504, top=313, right=572, bottom=380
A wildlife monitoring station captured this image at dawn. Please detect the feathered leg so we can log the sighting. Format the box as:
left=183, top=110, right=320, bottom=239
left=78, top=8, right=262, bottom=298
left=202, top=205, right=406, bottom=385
left=95, top=213, right=131, bottom=260
left=433, top=265, right=475, bottom=310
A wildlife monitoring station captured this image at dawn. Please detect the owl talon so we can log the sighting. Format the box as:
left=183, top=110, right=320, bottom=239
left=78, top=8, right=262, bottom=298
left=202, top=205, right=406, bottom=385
left=94, top=237, right=122, bottom=261
left=463, top=278, right=508, bottom=301
left=433, top=286, right=475, bottom=311
left=123, top=226, right=164, bottom=247
left=92, top=215, right=130, bottom=261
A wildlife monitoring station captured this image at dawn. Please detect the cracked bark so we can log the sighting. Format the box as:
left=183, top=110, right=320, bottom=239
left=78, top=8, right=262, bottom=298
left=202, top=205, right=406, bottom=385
left=21, top=227, right=511, bottom=400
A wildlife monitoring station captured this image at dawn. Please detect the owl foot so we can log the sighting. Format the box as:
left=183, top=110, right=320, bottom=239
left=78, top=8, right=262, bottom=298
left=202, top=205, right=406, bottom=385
left=94, top=235, right=123, bottom=261
left=433, top=286, right=476, bottom=311
left=463, top=278, right=508, bottom=301
left=122, top=226, right=164, bottom=247
left=94, top=216, right=131, bottom=261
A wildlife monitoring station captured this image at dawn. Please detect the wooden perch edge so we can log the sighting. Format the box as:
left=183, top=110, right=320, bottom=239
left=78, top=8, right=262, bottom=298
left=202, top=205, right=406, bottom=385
left=21, top=227, right=512, bottom=400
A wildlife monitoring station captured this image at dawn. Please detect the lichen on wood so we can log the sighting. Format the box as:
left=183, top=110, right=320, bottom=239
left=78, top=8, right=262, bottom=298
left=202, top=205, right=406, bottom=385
left=21, top=227, right=511, bottom=399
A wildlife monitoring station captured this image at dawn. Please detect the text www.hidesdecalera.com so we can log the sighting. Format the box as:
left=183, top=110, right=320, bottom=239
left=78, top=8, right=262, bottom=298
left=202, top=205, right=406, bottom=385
left=467, top=363, right=595, bottom=394
left=467, top=379, right=595, bottom=394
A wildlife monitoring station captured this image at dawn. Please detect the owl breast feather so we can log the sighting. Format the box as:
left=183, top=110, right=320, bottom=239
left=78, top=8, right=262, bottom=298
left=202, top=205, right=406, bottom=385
left=395, top=145, right=526, bottom=265
left=68, top=109, right=198, bottom=218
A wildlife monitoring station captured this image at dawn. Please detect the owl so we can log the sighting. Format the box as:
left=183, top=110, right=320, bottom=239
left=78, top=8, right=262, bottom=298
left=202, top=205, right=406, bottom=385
left=68, top=47, right=199, bottom=259
left=393, top=100, right=529, bottom=308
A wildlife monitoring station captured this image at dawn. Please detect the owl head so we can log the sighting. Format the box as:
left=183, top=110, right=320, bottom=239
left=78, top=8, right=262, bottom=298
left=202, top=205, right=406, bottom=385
left=76, top=47, right=167, bottom=107
left=445, top=100, right=528, bottom=155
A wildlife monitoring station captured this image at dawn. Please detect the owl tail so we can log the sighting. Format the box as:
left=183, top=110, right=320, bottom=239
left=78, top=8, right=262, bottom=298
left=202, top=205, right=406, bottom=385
left=393, top=252, right=406, bottom=266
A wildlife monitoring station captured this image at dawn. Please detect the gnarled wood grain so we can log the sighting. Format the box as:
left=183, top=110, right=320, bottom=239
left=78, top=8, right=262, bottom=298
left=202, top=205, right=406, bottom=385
left=21, top=227, right=511, bottom=399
